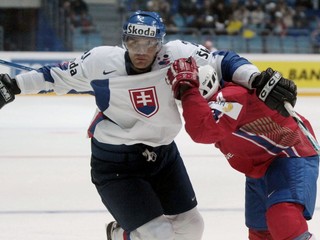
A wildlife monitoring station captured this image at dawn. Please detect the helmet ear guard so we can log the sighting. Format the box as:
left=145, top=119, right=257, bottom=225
left=198, top=65, right=220, bottom=100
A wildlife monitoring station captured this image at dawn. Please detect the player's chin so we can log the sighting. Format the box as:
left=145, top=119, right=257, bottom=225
left=133, top=60, right=151, bottom=70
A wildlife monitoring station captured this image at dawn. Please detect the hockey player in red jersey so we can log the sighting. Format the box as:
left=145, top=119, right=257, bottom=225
left=166, top=57, right=319, bottom=240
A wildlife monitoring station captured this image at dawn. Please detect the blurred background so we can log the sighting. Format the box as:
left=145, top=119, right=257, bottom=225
left=0, top=0, right=320, bottom=53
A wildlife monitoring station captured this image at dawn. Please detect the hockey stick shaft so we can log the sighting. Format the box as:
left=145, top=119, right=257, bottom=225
left=284, top=101, right=320, bottom=154
left=0, top=59, right=36, bottom=71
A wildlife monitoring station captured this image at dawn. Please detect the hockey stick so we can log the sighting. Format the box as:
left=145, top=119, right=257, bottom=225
left=284, top=101, right=320, bottom=154
left=0, top=59, right=36, bottom=71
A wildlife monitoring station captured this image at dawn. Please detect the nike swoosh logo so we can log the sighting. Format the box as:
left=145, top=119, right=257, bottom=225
left=103, top=70, right=116, bottom=75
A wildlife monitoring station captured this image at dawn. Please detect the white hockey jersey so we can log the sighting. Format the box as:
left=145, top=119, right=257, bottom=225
left=15, top=40, right=260, bottom=146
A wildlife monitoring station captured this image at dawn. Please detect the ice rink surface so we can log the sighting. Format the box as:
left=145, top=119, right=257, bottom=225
left=0, top=95, right=319, bottom=240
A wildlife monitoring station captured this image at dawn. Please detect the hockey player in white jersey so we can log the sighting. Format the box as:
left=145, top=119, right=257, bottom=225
left=0, top=10, right=297, bottom=240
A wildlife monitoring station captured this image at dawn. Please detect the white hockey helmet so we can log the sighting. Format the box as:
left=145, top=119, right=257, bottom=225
left=198, top=65, right=219, bottom=100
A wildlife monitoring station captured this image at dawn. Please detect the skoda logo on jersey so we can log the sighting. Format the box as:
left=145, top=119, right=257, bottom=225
left=129, top=87, right=159, bottom=118
left=127, top=23, right=157, bottom=37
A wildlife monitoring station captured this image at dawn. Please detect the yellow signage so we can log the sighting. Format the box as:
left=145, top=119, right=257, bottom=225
left=252, top=61, right=320, bottom=89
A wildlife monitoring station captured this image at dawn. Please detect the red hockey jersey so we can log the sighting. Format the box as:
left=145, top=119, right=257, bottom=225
left=181, top=83, right=317, bottom=178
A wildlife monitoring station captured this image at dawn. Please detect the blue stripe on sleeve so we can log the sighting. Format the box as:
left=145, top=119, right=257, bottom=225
left=234, top=129, right=298, bottom=157
left=90, top=79, right=110, bottom=112
left=38, top=63, right=69, bottom=83
left=214, top=51, right=253, bottom=82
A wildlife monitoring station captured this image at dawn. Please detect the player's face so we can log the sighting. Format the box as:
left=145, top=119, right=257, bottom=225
left=124, top=36, right=160, bottom=71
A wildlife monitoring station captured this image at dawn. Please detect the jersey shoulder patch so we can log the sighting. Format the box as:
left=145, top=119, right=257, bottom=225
left=208, top=101, right=243, bottom=120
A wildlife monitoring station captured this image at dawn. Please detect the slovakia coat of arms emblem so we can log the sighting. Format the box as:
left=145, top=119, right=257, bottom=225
left=129, top=86, right=159, bottom=118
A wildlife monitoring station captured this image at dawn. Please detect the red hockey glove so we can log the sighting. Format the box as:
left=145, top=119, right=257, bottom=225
left=166, top=57, right=199, bottom=100
left=252, top=68, right=297, bottom=117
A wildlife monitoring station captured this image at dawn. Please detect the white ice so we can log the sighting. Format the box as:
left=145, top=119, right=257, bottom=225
left=0, top=95, right=319, bottom=240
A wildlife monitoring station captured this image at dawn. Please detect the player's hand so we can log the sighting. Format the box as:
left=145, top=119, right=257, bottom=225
left=252, top=68, right=297, bottom=117
left=0, top=74, right=21, bottom=109
left=166, top=56, right=199, bottom=100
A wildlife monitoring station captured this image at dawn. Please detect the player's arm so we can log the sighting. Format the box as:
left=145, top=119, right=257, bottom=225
left=181, top=87, right=236, bottom=144
left=165, top=57, right=240, bottom=143
left=210, top=51, right=297, bottom=117
left=0, top=64, right=69, bottom=109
